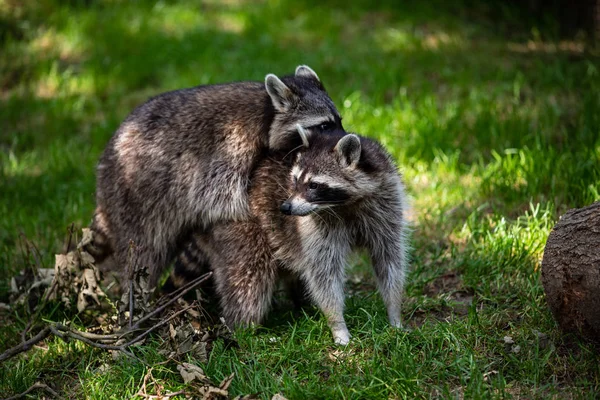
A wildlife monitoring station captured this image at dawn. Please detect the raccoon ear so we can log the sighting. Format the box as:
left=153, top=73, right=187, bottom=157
left=296, top=124, right=310, bottom=148
left=335, top=134, right=361, bottom=168
left=265, top=74, right=297, bottom=112
left=295, top=65, right=320, bottom=82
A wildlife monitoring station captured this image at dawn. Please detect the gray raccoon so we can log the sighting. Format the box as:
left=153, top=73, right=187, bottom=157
left=86, top=66, right=343, bottom=289
left=190, top=126, right=410, bottom=345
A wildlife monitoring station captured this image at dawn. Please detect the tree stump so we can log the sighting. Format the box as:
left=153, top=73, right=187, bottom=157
left=541, top=201, right=600, bottom=344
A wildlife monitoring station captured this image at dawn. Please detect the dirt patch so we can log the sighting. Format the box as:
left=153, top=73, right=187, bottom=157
left=408, top=271, right=474, bottom=328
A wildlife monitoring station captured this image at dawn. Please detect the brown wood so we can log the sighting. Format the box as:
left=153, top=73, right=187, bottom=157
left=541, top=201, right=600, bottom=344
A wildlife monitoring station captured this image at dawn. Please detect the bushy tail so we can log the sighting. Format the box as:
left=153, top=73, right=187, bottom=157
left=84, top=207, right=114, bottom=263
left=163, top=235, right=212, bottom=292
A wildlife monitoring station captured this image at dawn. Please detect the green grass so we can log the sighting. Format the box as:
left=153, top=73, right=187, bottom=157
left=1, top=0, right=599, bottom=398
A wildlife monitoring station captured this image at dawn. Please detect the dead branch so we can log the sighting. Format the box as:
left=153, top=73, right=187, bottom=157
left=19, top=232, right=46, bottom=272
left=135, top=390, right=186, bottom=399
left=121, top=306, right=194, bottom=349
left=65, top=223, right=75, bottom=253
left=1, top=381, right=62, bottom=400
left=0, top=272, right=213, bottom=364
left=0, top=326, right=51, bottom=363
left=129, top=272, right=213, bottom=332
left=135, top=367, right=187, bottom=399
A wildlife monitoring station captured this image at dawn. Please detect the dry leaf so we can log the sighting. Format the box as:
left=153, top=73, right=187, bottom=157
left=177, top=362, right=207, bottom=384
left=219, top=373, right=234, bottom=391
left=79, top=228, right=94, bottom=249
left=77, top=268, right=106, bottom=312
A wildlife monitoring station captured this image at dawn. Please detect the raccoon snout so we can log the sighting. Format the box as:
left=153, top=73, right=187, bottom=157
left=280, top=201, right=293, bottom=215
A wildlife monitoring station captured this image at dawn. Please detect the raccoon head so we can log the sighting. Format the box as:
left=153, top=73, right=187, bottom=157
left=265, top=65, right=344, bottom=151
left=280, top=127, right=384, bottom=217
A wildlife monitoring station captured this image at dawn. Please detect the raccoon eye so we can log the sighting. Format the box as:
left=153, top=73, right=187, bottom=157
left=318, top=122, right=335, bottom=132
left=308, top=182, right=320, bottom=190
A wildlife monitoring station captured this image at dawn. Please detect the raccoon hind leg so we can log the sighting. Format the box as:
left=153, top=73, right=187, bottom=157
left=210, top=222, right=278, bottom=328
left=368, top=236, right=408, bottom=329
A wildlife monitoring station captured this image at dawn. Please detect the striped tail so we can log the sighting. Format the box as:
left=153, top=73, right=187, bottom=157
left=163, top=235, right=211, bottom=292
left=84, top=207, right=114, bottom=263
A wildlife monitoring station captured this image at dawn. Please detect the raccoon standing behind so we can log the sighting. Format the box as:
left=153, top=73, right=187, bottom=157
left=86, top=66, right=343, bottom=289
left=187, top=127, right=410, bottom=345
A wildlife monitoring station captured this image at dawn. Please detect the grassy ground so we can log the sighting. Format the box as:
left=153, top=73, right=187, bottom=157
left=1, top=0, right=599, bottom=398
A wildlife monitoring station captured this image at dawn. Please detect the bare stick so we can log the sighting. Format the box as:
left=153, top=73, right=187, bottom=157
left=65, top=223, right=75, bottom=253
left=21, top=321, right=33, bottom=343
left=156, top=271, right=212, bottom=305
left=48, top=324, right=139, bottom=360
left=2, top=382, right=62, bottom=400
left=52, top=325, right=119, bottom=341
left=0, top=327, right=51, bottom=363
left=129, top=280, right=134, bottom=328
left=129, top=272, right=212, bottom=332
left=122, top=306, right=193, bottom=348
left=135, top=390, right=185, bottom=399
left=128, top=240, right=136, bottom=329
left=135, top=367, right=186, bottom=399
left=19, top=232, right=45, bottom=272
left=51, top=306, right=191, bottom=350
left=49, top=325, right=120, bottom=351
left=1, top=273, right=212, bottom=364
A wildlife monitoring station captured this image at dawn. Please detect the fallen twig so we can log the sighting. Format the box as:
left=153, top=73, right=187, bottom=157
left=129, top=272, right=212, bottom=332
left=0, top=272, right=212, bottom=364
left=2, top=381, right=62, bottom=400
left=135, top=367, right=187, bottom=399
left=19, top=232, right=46, bottom=272
left=0, top=326, right=51, bottom=363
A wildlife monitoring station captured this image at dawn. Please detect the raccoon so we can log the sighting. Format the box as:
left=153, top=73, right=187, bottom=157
left=86, top=66, right=343, bottom=289
left=188, top=126, right=410, bottom=345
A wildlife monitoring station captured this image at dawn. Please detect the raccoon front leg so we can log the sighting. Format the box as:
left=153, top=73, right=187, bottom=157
left=300, top=258, right=350, bottom=345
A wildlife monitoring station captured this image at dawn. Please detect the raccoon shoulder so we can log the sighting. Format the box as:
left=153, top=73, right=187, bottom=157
left=248, top=155, right=291, bottom=216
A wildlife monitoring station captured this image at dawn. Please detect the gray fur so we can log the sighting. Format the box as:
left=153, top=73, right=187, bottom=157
left=88, top=66, right=343, bottom=289
left=335, top=134, right=361, bottom=168
left=294, top=65, right=320, bottom=81
left=188, top=129, right=410, bottom=345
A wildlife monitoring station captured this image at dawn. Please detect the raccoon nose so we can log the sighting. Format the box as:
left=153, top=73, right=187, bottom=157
left=280, top=201, right=293, bottom=215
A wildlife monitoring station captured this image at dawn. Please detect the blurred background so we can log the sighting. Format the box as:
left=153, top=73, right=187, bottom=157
left=1, top=0, right=599, bottom=292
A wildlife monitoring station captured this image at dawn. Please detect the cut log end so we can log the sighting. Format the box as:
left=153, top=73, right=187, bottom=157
left=541, top=201, right=600, bottom=345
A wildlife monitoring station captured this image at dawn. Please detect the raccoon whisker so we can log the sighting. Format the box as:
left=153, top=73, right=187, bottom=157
left=322, top=207, right=343, bottom=222
left=320, top=206, right=343, bottom=223
left=310, top=209, right=329, bottom=226
left=282, top=144, right=306, bottom=161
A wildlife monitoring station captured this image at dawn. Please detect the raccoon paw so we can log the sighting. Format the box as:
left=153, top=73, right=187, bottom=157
left=332, top=329, right=351, bottom=346
left=389, top=319, right=403, bottom=328
left=390, top=321, right=412, bottom=332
